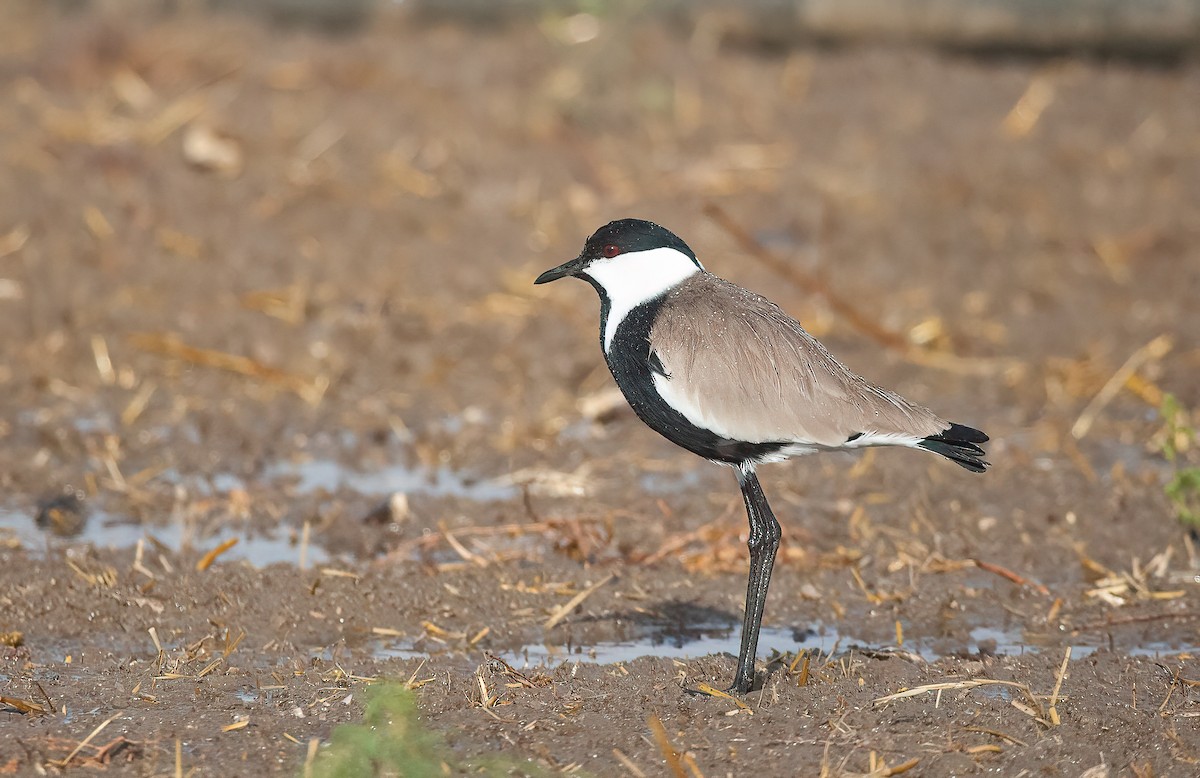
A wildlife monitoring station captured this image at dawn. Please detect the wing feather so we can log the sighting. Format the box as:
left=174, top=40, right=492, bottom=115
left=649, top=274, right=947, bottom=446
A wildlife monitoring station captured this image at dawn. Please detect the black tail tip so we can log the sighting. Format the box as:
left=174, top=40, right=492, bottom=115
left=943, top=422, right=989, bottom=444
left=918, top=422, right=990, bottom=473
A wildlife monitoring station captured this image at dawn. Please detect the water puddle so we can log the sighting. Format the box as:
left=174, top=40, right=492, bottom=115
left=374, top=621, right=1199, bottom=668
left=0, top=452, right=519, bottom=564
left=266, top=458, right=518, bottom=502
left=638, top=468, right=704, bottom=495
left=506, top=624, right=847, bottom=667
left=374, top=624, right=840, bottom=665
left=3, top=428, right=724, bottom=566
left=0, top=508, right=327, bottom=567
left=965, top=626, right=1194, bottom=660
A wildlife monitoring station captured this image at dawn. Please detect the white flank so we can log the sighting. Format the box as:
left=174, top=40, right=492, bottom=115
left=651, top=371, right=740, bottom=439
left=838, top=431, right=925, bottom=449
left=765, top=444, right=819, bottom=462
left=583, top=247, right=702, bottom=352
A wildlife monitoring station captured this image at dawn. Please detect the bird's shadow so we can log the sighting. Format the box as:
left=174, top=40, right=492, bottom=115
left=570, top=599, right=744, bottom=650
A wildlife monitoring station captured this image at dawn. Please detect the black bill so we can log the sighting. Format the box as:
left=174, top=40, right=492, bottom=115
left=534, top=255, right=588, bottom=285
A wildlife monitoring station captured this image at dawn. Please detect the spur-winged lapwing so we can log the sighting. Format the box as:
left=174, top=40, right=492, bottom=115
left=535, top=218, right=988, bottom=693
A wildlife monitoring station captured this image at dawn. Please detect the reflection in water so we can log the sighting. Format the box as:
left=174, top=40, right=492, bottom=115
left=374, top=620, right=1199, bottom=666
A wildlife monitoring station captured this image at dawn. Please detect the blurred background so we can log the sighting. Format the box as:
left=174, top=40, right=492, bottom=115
left=5, top=0, right=1200, bottom=588
left=2, top=1, right=1200, bottom=772
left=1, top=0, right=1197, bottom=549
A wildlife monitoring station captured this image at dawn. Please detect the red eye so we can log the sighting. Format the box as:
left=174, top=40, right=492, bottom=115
left=602, top=244, right=621, bottom=258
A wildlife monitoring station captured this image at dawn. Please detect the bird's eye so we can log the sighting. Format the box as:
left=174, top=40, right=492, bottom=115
left=602, top=244, right=621, bottom=258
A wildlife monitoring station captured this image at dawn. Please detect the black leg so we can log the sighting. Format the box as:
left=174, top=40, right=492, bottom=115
left=728, top=464, right=782, bottom=694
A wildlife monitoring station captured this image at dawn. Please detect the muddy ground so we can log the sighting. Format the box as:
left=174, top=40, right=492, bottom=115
left=2, top=2, right=1200, bottom=776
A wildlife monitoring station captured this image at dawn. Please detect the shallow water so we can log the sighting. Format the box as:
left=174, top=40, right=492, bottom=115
left=374, top=620, right=1199, bottom=667
left=266, top=457, right=520, bottom=502
left=0, top=507, right=329, bottom=567
left=0, top=453, right=519, bottom=565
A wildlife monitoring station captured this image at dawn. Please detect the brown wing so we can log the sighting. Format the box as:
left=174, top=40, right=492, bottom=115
left=649, top=274, right=947, bottom=446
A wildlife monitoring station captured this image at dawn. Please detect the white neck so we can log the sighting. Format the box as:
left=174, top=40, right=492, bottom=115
left=583, top=247, right=702, bottom=352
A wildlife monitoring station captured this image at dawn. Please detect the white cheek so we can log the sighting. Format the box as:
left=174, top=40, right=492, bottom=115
left=584, top=247, right=701, bottom=351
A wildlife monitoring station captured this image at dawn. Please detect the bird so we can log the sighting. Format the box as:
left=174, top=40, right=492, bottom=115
left=534, top=218, right=989, bottom=693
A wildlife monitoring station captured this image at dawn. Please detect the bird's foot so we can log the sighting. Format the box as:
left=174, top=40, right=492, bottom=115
left=726, top=673, right=755, bottom=695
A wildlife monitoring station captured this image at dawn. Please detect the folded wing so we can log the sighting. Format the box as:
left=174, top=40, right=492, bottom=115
left=649, top=274, right=949, bottom=448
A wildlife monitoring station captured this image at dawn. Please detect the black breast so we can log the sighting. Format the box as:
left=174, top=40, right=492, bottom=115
left=603, top=296, right=786, bottom=466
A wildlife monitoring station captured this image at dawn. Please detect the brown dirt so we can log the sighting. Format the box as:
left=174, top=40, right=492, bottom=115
left=2, top=3, right=1200, bottom=776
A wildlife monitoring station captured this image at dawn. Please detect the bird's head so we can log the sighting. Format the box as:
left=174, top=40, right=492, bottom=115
left=534, top=219, right=703, bottom=297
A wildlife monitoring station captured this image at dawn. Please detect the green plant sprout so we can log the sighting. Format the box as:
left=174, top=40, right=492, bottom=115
left=309, top=683, right=449, bottom=778
left=308, top=682, right=545, bottom=778
left=1160, top=394, right=1200, bottom=528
